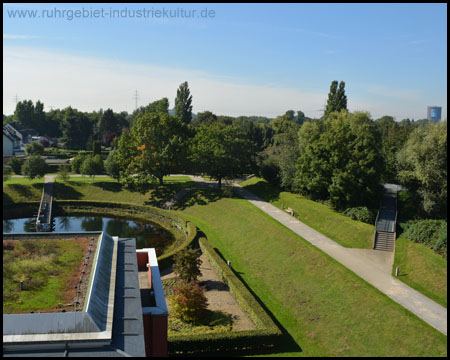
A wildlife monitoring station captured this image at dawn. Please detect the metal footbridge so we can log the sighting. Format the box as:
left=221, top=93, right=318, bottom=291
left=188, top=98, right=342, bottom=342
left=36, top=181, right=54, bottom=232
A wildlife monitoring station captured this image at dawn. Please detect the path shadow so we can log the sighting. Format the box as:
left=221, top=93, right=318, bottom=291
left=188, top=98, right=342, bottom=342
left=200, top=280, right=229, bottom=292
left=92, top=181, right=122, bottom=192
left=240, top=180, right=282, bottom=203
left=6, top=184, right=37, bottom=200
left=174, top=188, right=237, bottom=210
left=53, top=183, right=83, bottom=200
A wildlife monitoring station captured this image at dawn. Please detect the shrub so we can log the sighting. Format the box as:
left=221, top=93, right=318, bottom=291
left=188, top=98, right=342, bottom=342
left=3, top=165, right=12, bottom=182
left=71, top=154, right=86, bottom=174
left=260, top=156, right=280, bottom=186
left=343, top=206, right=376, bottom=224
left=168, top=280, right=208, bottom=323
left=173, top=247, right=202, bottom=282
left=21, top=155, right=47, bottom=179
left=57, top=164, right=70, bottom=181
left=8, top=157, right=24, bottom=175
left=401, top=220, right=447, bottom=258
left=25, top=141, right=45, bottom=156
left=81, top=155, right=104, bottom=179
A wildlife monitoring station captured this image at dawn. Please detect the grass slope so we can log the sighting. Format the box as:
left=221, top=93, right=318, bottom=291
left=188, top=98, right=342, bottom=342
left=176, top=189, right=446, bottom=357
left=394, top=237, right=447, bottom=308
left=240, top=177, right=374, bottom=249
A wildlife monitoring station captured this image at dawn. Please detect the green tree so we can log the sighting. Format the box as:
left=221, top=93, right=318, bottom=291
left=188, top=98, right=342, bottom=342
left=277, top=126, right=301, bottom=190
left=92, top=140, right=102, bottom=156
left=56, top=164, right=70, bottom=182
left=81, top=155, right=104, bottom=180
left=71, top=154, right=86, bottom=174
left=118, top=110, right=189, bottom=189
left=295, top=111, right=383, bottom=209
left=13, top=100, right=35, bottom=129
left=324, top=80, right=348, bottom=118
left=191, top=110, right=217, bottom=127
left=60, top=107, right=92, bottom=150
left=189, top=124, right=256, bottom=188
left=397, top=121, right=447, bottom=218
left=173, top=247, right=202, bottom=282
left=7, top=157, right=24, bottom=175
left=25, top=141, right=45, bottom=156
left=3, top=165, right=12, bottom=182
left=174, top=81, right=193, bottom=124
left=104, top=150, right=121, bottom=182
left=22, top=155, right=47, bottom=179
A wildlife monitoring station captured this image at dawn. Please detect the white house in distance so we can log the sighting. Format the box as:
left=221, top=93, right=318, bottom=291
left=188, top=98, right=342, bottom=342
left=3, top=124, right=24, bottom=156
left=3, top=128, right=15, bottom=156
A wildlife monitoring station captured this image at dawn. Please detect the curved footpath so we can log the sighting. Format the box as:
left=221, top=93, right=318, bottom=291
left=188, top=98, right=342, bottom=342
left=184, top=175, right=447, bottom=336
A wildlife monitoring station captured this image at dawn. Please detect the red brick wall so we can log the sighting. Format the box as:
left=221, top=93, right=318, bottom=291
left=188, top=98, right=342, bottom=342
left=143, top=314, right=168, bottom=357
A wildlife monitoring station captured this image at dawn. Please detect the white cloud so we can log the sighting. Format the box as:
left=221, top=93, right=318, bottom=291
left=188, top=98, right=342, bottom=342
left=3, top=46, right=445, bottom=121
left=3, top=34, right=40, bottom=39
left=3, top=46, right=328, bottom=117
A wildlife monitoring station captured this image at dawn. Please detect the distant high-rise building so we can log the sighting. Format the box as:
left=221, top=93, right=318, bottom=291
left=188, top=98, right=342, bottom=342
left=427, top=106, right=442, bottom=122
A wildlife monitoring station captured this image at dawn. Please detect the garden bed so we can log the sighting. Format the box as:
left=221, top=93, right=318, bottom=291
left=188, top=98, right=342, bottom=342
left=3, top=235, right=97, bottom=314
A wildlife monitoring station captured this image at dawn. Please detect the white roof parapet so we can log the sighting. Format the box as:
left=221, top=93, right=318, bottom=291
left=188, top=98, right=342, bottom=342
left=137, top=248, right=169, bottom=316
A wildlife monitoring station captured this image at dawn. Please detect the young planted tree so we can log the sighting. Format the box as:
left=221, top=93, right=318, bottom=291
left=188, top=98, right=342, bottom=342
left=22, top=155, right=47, bottom=179
left=92, top=140, right=102, bottom=156
left=7, top=157, right=24, bottom=175
left=81, top=154, right=104, bottom=180
left=173, top=247, right=202, bottom=282
left=104, top=150, right=121, bottom=182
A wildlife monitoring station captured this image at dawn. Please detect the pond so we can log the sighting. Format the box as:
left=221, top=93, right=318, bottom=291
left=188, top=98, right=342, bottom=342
left=3, top=215, right=175, bottom=254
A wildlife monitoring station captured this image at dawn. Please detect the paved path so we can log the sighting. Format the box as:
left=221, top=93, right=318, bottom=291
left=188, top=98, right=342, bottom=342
left=181, top=175, right=447, bottom=336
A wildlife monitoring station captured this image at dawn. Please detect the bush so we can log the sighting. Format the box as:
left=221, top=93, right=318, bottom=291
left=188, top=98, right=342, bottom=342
left=3, top=165, right=12, bottom=182
left=401, top=220, right=447, bottom=258
left=25, top=141, right=45, bottom=156
left=8, top=157, right=24, bottom=175
left=80, top=154, right=104, bottom=179
left=21, top=155, right=47, bottom=179
left=173, top=247, right=202, bottom=282
left=343, top=206, right=376, bottom=224
left=71, top=154, right=86, bottom=174
left=57, top=164, right=70, bottom=181
left=260, top=156, right=280, bottom=186
left=168, top=280, right=208, bottom=323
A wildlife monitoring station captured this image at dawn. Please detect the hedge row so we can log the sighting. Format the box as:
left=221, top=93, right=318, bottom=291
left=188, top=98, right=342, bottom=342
left=343, top=206, right=376, bottom=224
left=399, top=219, right=447, bottom=259
left=168, top=237, right=282, bottom=356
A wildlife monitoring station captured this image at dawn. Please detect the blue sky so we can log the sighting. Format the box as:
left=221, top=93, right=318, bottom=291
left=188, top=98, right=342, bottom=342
left=3, top=3, right=447, bottom=120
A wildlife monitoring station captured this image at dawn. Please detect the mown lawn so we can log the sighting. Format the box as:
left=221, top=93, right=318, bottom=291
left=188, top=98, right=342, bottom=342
left=394, top=237, right=447, bottom=308
left=240, top=177, right=374, bottom=249
left=3, top=177, right=44, bottom=204
left=176, top=188, right=447, bottom=357
left=52, top=175, right=195, bottom=206
left=3, top=175, right=195, bottom=207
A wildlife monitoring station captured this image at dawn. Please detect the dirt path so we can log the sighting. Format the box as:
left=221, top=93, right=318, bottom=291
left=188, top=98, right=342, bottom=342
left=161, top=252, right=255, bottom=331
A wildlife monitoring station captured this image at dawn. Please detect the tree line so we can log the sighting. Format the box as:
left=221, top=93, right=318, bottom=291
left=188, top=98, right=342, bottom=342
left=3, top=80, right=446, bottom=219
